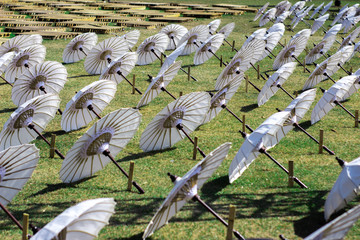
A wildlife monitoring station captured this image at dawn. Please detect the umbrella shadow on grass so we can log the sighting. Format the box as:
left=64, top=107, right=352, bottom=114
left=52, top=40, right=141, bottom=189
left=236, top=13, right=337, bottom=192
left=0, top=107, right=16, bottom=114
left=68, top=74, right=97, bottom=79
left=240, top=103, right=258, bottom=112
left=42, top=129, right=69, bottom=138
left=116, top=147, right=176, bottom=163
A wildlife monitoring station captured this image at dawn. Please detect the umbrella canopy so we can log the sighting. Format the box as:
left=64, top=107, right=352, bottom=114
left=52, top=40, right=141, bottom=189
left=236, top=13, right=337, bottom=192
left=241, top=28, right=266, bottom=50
left=311, top=79, right=354, bottom=124
left=324, top=24, right=342, bottom=40
left=305, top=204, right=360, bottom=240
left=305, top=36, right=336, bottom=64
left=292, top=11, right=307, bottom=30
left=136, top=33, right=169, bottom=66
left=331, top=7, right=348, bottom=26
left=229, top=111, right=291, bottom=183
left=99, top=52, right=137, bottom=84
left=11, top=61, right=68, bottom=106
left=320, top=1, right=332, bottom=16
left=136, top=61, right=182, bottom=108
left=0, top=34, right=42, bottom=57
left=62, top=32, right=98, bottom=64
left=160, top=24, right=188, bottom=50
left=259, top=8, right=276, bottom=27
left=177, top=25, right=209, bottom=56
left=258, top=62, right=297, bottom=106
left=60, top=108, right=141, bottom=183
left=0, top=144, right=39, bottom=206
left=84, top=36, right=128, bottom=75
left=218, top=22, right=235, bottom=39
left=338, top=75, right=360, bottom=100
left=260, top=24, right=285, bottom=61
left=143, top=142, right=232, bottom=239
left=254, top=2, right=269, bottom=21
left=202, top=75, right=242, bottom=124
left=194, top=33, right=224, bottom=65
left=215, top=38, right=264, bottom=90
left=275, top=10, right=290, bottom=23
left=339, top=26, right=360, bottom=50
left=342, top=16, right=360, bottom=34
left=0, top=94, right=60, bottom=151
left=0, top=52, right=16, bottom=84
left=31, top=198, right=116, bottom=240
left=311, top=14, right=329, bottom=35
left=275, top=1, right=291, bottom=17
left=324, top=157, right=360, bottom=221
left=207, top=19, right=221, bottom=36
left=290, top=1, right=306, bottom=15
left=140, top=92, right=210, bottom=152
left=5, top=45, right=46, bottom=84
left=121, top=30, right=140, bottom=50
left=61, top=80, right=117, bottom=132
left=273, top=29, right=311, bottom=70
left=283, top=88, right=317, bottom=123
left=310, top=2, right=325, bottom=19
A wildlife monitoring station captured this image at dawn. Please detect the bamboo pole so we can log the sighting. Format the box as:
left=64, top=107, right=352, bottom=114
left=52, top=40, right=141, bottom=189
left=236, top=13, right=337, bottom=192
left=132, top=74, right=135, bottom=94
left=127, top=161, right=135, bottom=191
left=22, top=213, right=29, bottom=240
left=49, top=134, right=56, bottom=158
left=288, top=161, right=294, bottom=187
left=319, top=130, right=324, bottom=154
left=226, top=205, right=236, bottom=240
left=355, top=110, right=359, bottom=128
left=192, top=137, right=198, bottom=160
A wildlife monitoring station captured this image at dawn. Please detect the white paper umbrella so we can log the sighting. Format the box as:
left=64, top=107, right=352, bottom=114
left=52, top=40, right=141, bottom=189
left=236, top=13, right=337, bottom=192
left=5, top=45, right=46, bottom=84
left=275, top=10, right=290, bottom=24
left=60, top=108, right=141, bottom=183
left=258, top=62, right=297, bottom=106
left=267, top=23, right=286, bottom=35
left=0, top=144, right=39, bottom=206
left=324, top=24, right=342, bottom=40
left=305, top=36, right=336, bottom=64
left=310, top=2, right=324, bottom=19
left=0, top=52, right=16, bottom=86
left=342, top=16, right=360, bottom=34
left=229, top=111, right=292, bottom=183
left=273, top=29, right=311, bottom=70
left=339, top=26, right=360, bottom=50
left=331, top=7, right=348, bottom=26
left=284, top=89, right=317, bottom=123
left=241, top=28, right=266, bottom=50
left=320, top=1, right=332, bottom=16
left=290, top=1, right=306, bottom=15
left=324, top=157, right=360, bottom=221
left=143, top=143, right=243, bottom=240
left=275, top=1, right=291, bottom=17
left=311, top=80, right=354, bottom=124
left=121, top=30, right=140, bottom=50
left=0, top=34, right=42, bottom=57
left=218, top=22, right=235, bottom=38
left=260, top=24, right=285, bottom=61
left=311, top=14, right=329, bottom=35
left=207, top=19, right=221, bottom=36
left=31, top=198, right=116, bottom=240
left=202, top=75, right=242, bottom=124
left=254, top=2, right=269, bottom=21
left=11, top=61, right=68, bottom=107
left=136, top=61, right=182, bottom=108
left=140, top=92, right=210, bottom=152
left=292, top=12, right=307, bottom=30
left=99, top=52, right=137, bottom=84
left=160, top=24, right=188, bottom=50
left=305, top=204, right=360, bottom=240
left=136, top=33, right=169, bottom=66
left=338, top=75, right=360, bottom=100
left=160, top=42, right=186, bottom=74
left=62, top=32, right=98, bottom=64
left=259, top=8, right=276, bottom=27
left=61, top=80, right=117, bottom=132
left=177, top=25, right=208, bottom=56
left=84, top=36, right=128, bottom=75
left=0, top=94, right=60, bottom=151
left=194, top=33, right=224, bottom=65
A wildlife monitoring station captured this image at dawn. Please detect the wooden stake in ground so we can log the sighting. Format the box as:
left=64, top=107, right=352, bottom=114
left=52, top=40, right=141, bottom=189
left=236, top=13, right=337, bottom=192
left=127, top=161, right=135, bottom=191
left=319, top=129, right=324, bottom=154
left=22, top=213, right=29, bottom=240
left=132, top=74, right=136, bottom=94
left=355, top=110, right=359, bottom=128
left=50, top=134, right=56, bottom=158
left=226, top=205, right=236, bottom=240
left=288, top=161, right=294, bottom=187
left=192, top=137, right=198, bottom=160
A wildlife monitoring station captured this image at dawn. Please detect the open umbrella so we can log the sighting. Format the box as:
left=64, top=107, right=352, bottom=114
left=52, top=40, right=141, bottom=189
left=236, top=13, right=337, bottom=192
left=323, top=24, right=342, bottom=42
left=61, top=80, right=117, bottom=132
left=11, top=61, right=68, bottom=107
left=275, top=1, right=291, bottom=17
left=31, top=198, right=116, bottom=240
left=0, top=94, right=62, bottom=157
left=160, top=24, right=188, bottom=50
left=324, top=157, right=360, bottom=221
left=194, top=33, right=225, bottom=65
left=0, top=34, right=42, bottom=57
left=305, top=204, right=360, bottom=240
left=136, top=61, right=182, bottom=108
left=0, top=144, right=40, bottom=230
left=341, top=75, right=360, bottom=100
left=311, top=79, right=355, bottom=124
left=60, top=108, right=144, bottom=193
left=143, top=142, right=245, bottom=240
left=217, top=22, right=235, bottom=49
left=305, top=36, right=336, bottom=64
left=84, top=36, right=128, bottom=75
left=99, top=52, right=139, bottom=93
left=254, top=2, right=269, bottom=21
left=63, top=32, right=97, bottom=64
left=310, top=2, right=325, bottom=19
left=342, top=16, right=360, bottom=34
left=331, top=7, right=348, bottom=26
left=0, top=52, right=16, bottom=86
left=136, top=33, right=169, bottom=66
left=5, top=45, right=46, bottom=84
left=339, top=26, right=360, bottom=50
left=290, top=1, right=306, bottom=15
left=260, top=23, right=285, bottom=61
left=311, top=14, right=329, bottom=35
left=207, top=19, right=221, bottom=36
left=258, top=62, right=297, bottom=106
left=275, top=10, right=290, bottom=24
left=259, top=8, right=276, bottom=27
left=177, top=25, right=209, bottom=56
left=140, top=92, right=210, bottom=153
left=121, top=30, right=140, bottom=51
left=229, top=111, right=307, bottom=188
left=320, top=1, right=332, bottom=16
left=273, top=29, right=311, bottom=70
left=241, top=28, right=266, bottom=50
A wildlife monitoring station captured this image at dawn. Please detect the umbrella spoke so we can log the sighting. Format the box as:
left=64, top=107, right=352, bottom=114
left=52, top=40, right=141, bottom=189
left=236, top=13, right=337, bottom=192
left=87, top=104, right=101, bottom=119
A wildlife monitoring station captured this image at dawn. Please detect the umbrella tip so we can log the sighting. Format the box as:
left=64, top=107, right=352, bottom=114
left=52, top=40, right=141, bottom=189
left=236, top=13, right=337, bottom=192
left=319, top=87, right=326, bottom=93
left=238, top=130, right=247, bottom=138
left=276, top=108, right=282, bottom=112
left=167, top=172, right=178, bottom=182
left=279, top=234, right=288, bottom=240
left=335, top=157, right=345, bottom=167
left=29, top=223, right=41, bottom=234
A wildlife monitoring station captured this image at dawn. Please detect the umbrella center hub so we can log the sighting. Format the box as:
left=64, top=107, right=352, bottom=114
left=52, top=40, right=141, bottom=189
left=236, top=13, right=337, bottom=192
left=0, top=165, right=5, bottom=183
left=200, top=42, right=212, bottom=52
left=72, top=40, right=84, bottom=51
left=284, top=45, right=296, bottom=58
left=83, top=128, right=114, bottom=157
left=313, top=42, right=325, bottom=54
left=75, top=91, right=94, bottom=109
left=108, top=62, right=122, bottom=74
left=15, top=54, right=30, bottom=67
left=151, top=76, right=165, bottom=89
left=163, top=108, right=185, bottom=128
left=99, top=50, right=112, bottom=61
left=315, top=63, right=327, bottom=75
left=228, top=61, right=241, bottom=75
left=11, top=107, right=34, bottom=129
left=188, top=34, right=198, bottom=44
left=210, top=87, right=228, bottom=109
left=8, top=46, right=20, bottom=53
left=144, top=42, right=156, bottom=52
left=30, top=75, right=47, bottom=90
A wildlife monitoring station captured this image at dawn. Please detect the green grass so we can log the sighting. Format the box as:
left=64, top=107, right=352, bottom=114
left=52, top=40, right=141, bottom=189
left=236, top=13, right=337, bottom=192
left=1, top=0, right=360, bottom=239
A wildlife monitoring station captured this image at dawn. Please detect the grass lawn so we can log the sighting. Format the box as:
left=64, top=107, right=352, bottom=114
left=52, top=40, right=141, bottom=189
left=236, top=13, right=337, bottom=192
left=1, top=0, right=360, bottom=239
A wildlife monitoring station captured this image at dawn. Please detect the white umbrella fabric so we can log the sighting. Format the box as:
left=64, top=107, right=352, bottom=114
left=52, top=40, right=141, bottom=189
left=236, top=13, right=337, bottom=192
left=260, top=23, right=285, bottom=61
left=254, top=2, right=269, bottom=21
left=339, top=26, right=360, bottom=50
left=62, top=32, right=98, bottom=64
left=218, top=22, right=235, bottom=38
left=177, top=25, right=209, bottom=56
left=121, top=30, right=140, bottom=50
left=310, top=2, right=324, bottom=19
left=305, top=36, right=336, bottom=64
left=320, top=1, right=333, bottom=16
left=160, top=24, right=188, bottom=50
left=0, top=34, right=42, bottom=57
left=311, top=14, right=329, bottom=35
left=136, top=33, right=169, bottom=66
left=194, top=33, right=225, bottom=65
left=207, top=19, right=221, bottom=36
left=0, top=52, right=16, bottom=86
left=259, top=8, right=276, bottom=27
